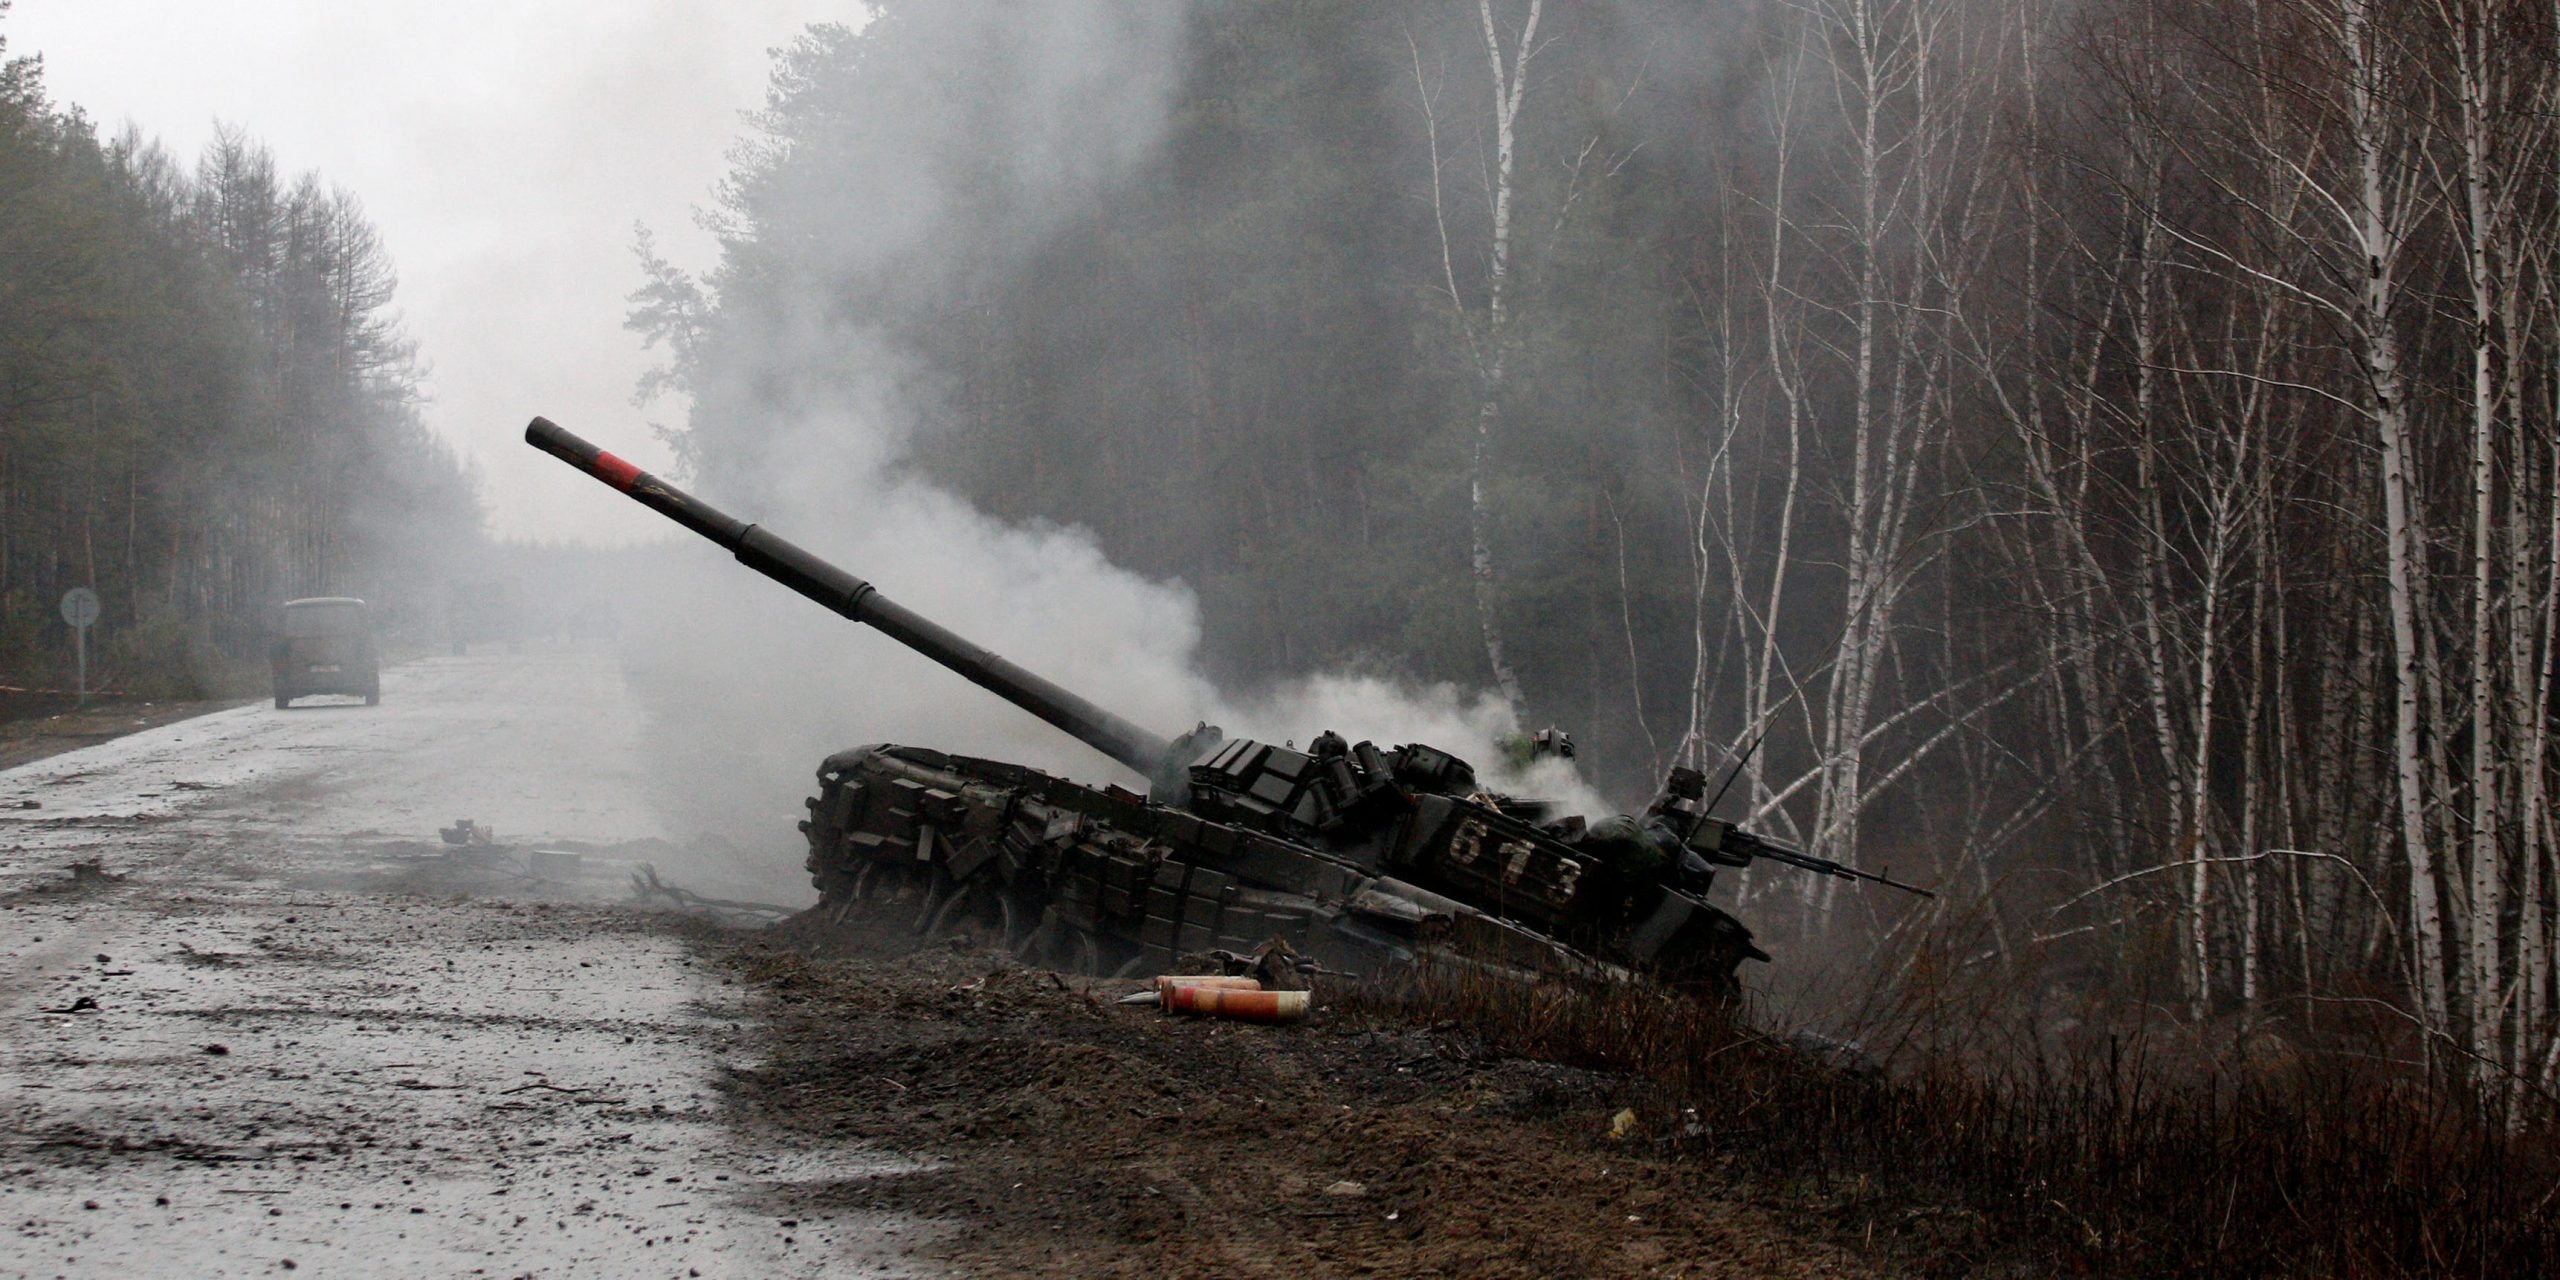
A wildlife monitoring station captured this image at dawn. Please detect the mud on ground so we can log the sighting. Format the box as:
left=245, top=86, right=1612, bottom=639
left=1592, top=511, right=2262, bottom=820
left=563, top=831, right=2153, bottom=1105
left=0, top=695, right=254, bottom=773
left=713, top=913, right=1901, bottom=1280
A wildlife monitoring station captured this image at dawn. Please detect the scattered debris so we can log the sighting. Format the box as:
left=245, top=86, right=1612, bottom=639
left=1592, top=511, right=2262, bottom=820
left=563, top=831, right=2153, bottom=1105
left=525, top=848, right=583, bottom=881
left=500, top=1080, right=593, bottom=1096
left=1248, top=938, right=1309, bottom=991
left=174, top=942, right=241, bottom=967
left=1189, top=938, right=1352, bottom=989
left=440, top=818, right=495, bottom=846
left=67, top=860, right=124, bottom=886
left=498, top=1075, right=624, bottom=1106
left=1324, top=1180, right=1368, bottom=1198
left=628, top=864, right=796, bottom=922
left=1786, top=1028, right=1886, bottom=1077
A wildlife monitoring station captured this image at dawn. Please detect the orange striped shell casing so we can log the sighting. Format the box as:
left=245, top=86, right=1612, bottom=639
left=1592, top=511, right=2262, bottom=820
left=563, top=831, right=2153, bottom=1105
left=1154, top=975, right=1264, bottom=998
left=1162, top=984, right=1311, bottom=1024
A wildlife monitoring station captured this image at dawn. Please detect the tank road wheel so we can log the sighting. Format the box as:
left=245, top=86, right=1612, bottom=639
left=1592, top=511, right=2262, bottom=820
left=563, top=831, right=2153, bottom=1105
left=855, top=861, right=925, bottom=909
left=920, top=880, right=1029, bottom=949
left=806, top=866, right=852, bottom=924
left=1014, top=910, right=1060, bottom=963
left=925, top=879, right=978, bottom=939
left=995, top=894, right=1021, bottom=951
left=882, top=864, right=931, bottom=908
left=1014, top=908, right=1100, bottom=976
left=911, top=869, right=956, bottom=935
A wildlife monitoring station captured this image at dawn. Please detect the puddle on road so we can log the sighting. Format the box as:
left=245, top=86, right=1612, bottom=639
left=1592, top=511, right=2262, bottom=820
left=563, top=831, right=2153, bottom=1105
left=2, top=894, right=941, bottom=1278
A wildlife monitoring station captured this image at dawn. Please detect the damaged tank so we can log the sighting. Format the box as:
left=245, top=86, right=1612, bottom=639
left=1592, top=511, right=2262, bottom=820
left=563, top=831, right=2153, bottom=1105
left=527, top=417, right=1928, bottom=997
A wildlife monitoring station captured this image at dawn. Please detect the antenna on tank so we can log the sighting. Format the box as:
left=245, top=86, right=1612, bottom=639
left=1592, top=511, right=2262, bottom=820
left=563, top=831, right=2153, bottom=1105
left=1704, top=729, right=1765, bottom=815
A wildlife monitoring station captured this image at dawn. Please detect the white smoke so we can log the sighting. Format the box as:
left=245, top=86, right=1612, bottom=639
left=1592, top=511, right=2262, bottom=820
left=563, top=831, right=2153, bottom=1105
left=619, top=392, right=1609, bottom=886
left=612, top=5, right=1606, bottom=889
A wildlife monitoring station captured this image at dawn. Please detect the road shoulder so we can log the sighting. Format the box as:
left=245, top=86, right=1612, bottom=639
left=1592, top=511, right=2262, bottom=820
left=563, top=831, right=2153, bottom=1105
left=713, top=918, right=1896, bottom=1279
left=0, top=697, right=257, bottom=773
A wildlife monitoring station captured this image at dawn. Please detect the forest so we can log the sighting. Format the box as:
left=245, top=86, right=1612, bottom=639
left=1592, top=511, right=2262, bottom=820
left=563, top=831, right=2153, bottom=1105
left=0, top=17, right=480, bottom=698
left=629, top=0, right=2560, bottom=1103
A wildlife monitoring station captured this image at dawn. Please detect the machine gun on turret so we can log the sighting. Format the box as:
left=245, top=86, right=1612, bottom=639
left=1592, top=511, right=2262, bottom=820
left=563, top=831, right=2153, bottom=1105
left=1645, top=766, right=1933, bottom=898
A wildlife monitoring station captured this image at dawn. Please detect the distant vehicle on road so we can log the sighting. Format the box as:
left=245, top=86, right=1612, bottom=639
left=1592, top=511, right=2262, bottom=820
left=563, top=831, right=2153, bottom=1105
left=272, top=597, right=380, bottom=709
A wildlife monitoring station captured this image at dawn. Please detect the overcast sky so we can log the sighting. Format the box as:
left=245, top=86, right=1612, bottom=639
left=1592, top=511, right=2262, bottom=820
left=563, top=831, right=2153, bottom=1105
left=8, top=0, right=860, bottom=544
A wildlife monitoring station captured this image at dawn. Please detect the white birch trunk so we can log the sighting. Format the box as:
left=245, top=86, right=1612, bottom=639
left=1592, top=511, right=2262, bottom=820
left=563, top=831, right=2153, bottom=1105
left=2451, top=0, right=2504, bottom=1072
left=2343, top=0, right=2449, bottom=1030
left=1809, top=0, right=1945, bottom=890
left=1465, top=0, right=1539, bottom=722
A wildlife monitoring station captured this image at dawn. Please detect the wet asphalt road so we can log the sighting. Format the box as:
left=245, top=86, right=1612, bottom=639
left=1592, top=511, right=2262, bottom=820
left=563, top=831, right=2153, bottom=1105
left=0, top=648, right=938, bottom=1279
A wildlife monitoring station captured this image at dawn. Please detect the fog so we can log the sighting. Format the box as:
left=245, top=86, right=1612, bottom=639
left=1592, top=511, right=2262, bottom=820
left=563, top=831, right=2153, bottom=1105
left=6, top=0, right=854, bottom=545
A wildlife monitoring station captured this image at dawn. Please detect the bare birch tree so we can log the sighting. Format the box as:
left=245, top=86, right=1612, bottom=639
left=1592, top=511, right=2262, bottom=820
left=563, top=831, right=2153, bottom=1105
left=1412, top=0, right=1545, bottom=722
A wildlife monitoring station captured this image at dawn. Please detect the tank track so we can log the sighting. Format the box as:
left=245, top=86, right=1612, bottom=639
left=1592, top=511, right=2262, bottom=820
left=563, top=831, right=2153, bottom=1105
left=800, top=744, right=1753, bottom=996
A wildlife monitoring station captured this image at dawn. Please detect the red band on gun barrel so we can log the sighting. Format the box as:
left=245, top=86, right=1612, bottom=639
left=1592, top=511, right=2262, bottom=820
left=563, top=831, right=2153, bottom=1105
left=593, top=451, right=644, bottom=491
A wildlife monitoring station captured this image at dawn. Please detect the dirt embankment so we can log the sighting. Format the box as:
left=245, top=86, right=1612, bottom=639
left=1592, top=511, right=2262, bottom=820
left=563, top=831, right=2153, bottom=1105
left=714, top=919, right=1902, bottom=1280
left=0, top=696, right=251, bottom=772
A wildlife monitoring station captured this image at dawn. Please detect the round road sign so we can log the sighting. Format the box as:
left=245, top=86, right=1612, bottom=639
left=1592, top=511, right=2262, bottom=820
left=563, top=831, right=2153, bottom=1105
left=60, top=587, right=100, bottom=629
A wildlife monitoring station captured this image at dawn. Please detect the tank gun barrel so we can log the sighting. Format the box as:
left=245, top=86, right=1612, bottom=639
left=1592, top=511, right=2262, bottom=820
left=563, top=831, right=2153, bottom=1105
left=525, top=417, right=1174, bottom=776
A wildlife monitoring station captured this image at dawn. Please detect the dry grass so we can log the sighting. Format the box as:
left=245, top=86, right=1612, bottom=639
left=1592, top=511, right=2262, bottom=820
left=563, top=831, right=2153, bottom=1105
left=1333, top=948, right=2559, bottom=1277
